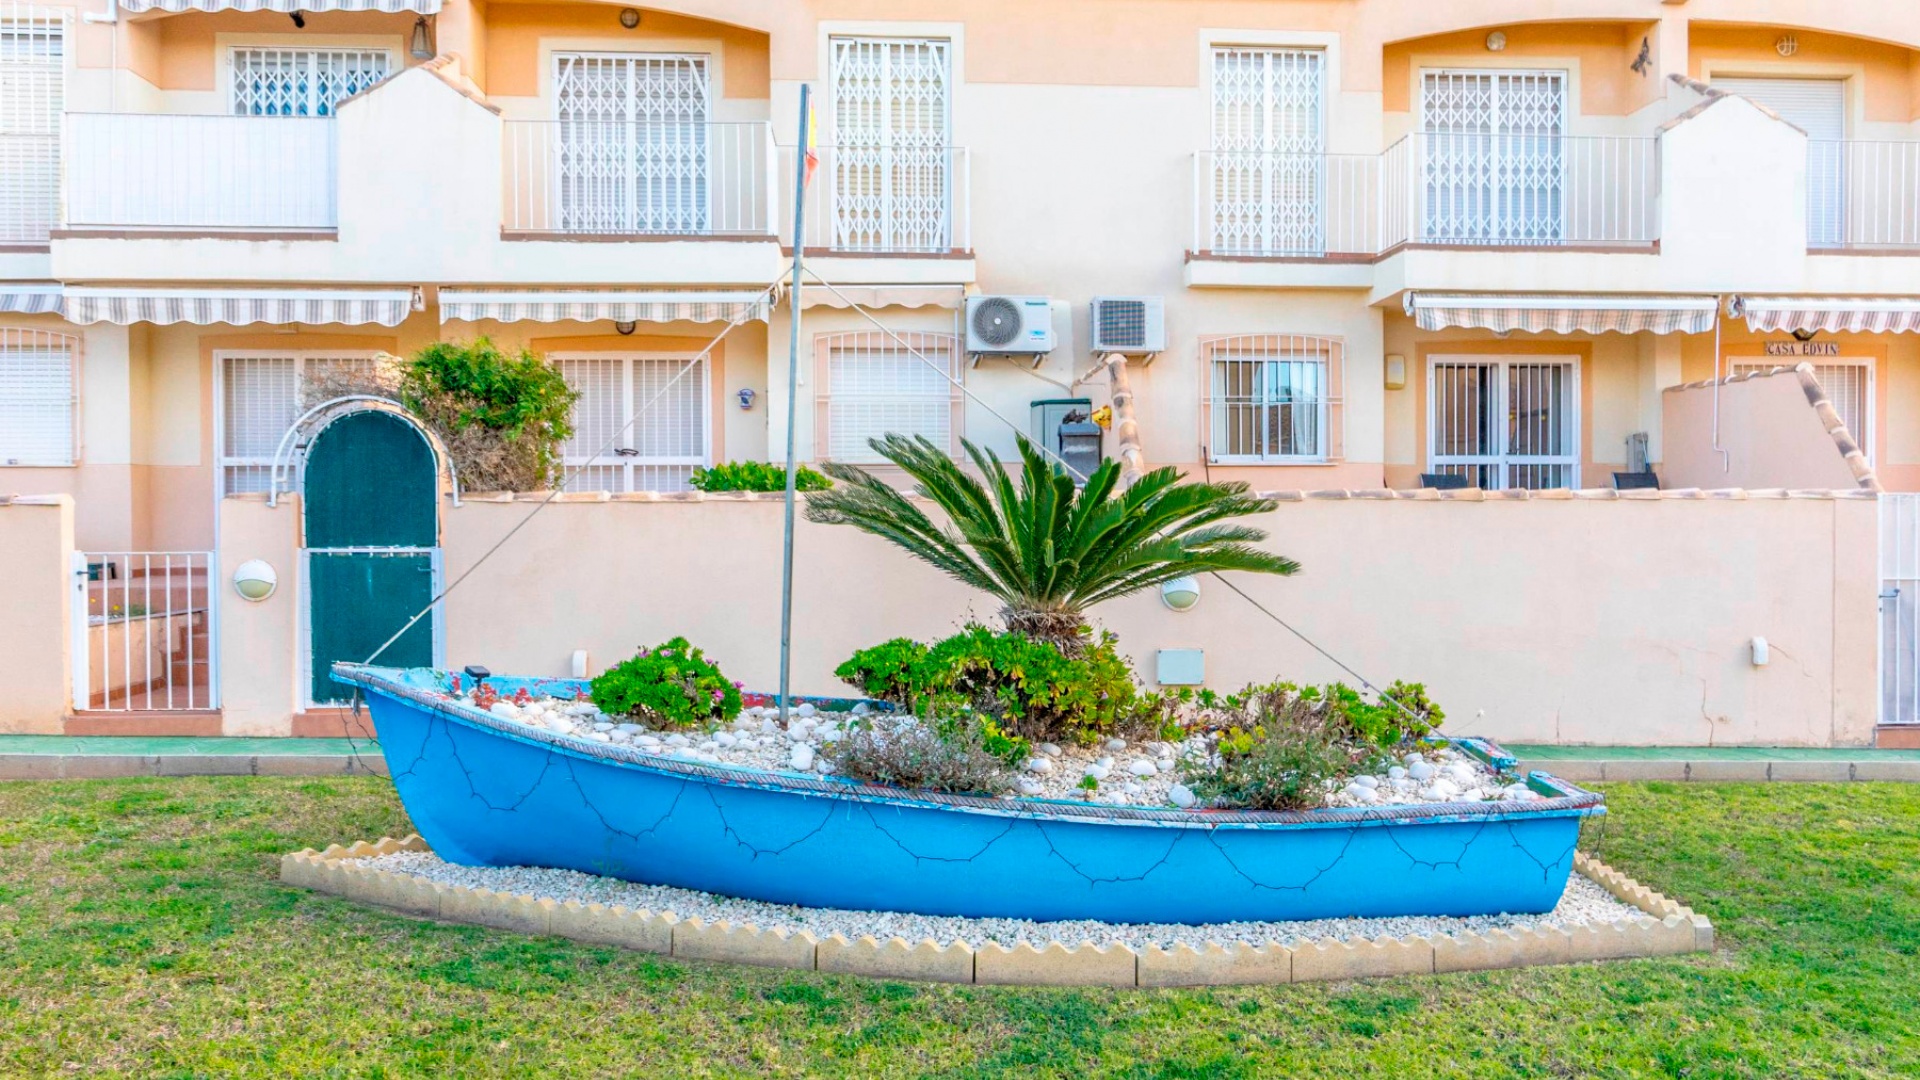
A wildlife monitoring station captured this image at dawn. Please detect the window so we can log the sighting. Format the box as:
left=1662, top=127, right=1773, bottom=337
left=1209, top=47, right=1324, bottom=255
left=1733, top=360, right=1871, bottom=458
left=0, top=8, right=61, bottom=244
left=1428, top=356, right=1579, bottom=489
left=0, top=328, right=75, bottom=466
left=1710, top=77, right=1846, bottom=246
left=1204, top=334, right=1342, bottom=462
left=218, top=352, right=382, bottom=494
left=230, top=48, right=390, bottom=116
left=1420, top=70, right=1566, bottom=243
left=555, top=353, right=709, bottom=492
left=553, top=53, right=710, bottom=234
left=829, top=36, right=951, bottom=252
left=816, top=331, right=961, bottom=462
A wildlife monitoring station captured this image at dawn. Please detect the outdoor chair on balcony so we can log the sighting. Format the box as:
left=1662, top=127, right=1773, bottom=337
left=1418, top=473, right=1471, bottom=490
left=1612, top=471, right=1661, bottom=491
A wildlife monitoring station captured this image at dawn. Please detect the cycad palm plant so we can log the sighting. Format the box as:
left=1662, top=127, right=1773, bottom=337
left=805, top=434, right=1300, bottom=648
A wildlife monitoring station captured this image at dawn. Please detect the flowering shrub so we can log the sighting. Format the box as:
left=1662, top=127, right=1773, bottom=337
left=589, top=637, right=743, bottom=729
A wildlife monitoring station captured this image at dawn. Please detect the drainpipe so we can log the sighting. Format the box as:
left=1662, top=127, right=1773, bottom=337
left=1103, top=353, right=1147, bottom=488
left=1712, top=295, right=1730, bottom=475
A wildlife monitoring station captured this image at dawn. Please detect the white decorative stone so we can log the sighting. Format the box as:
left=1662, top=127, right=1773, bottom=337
left=1168, top=783, right=1198, bottom=809
left=1128, top=759, right=1159, bottom=777
left=1039, top=743, right=1062, bottom=757
left=1104, top=738, right=1127, bottom=751
left=1408, top=761, right=1436, bottom=782
left=489, top=702, right=522, bottom=720
left=789, top=744, right=815, bottom=772
left=1025, top=757, right=1055, bottom=775
left=1084, top=763, right=1110, bottom=781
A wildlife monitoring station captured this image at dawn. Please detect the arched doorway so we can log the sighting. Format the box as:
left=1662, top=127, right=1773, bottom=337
left=301, top=409, right=441, bottom=705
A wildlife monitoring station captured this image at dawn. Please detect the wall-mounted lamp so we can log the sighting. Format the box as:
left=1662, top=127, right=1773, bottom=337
left=409, top=15, right=433, bottom=60
left=736, top=387, right=757, bottom=410
left=233, top=559, right=278, bottom=602
left=1161, top=576, right=1201, bottom=612
left=1485, top=31, right=1507, bottom=52
left=615, top=320, right=637, bottom=336
left=619, top=7, right=641, bottom=29
left=1791, top=328, right=1818, bottom=343
left=1384, top=354, right=1407, bottom=391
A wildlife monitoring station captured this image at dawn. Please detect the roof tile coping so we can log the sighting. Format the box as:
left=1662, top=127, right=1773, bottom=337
left=284, top=839, right=1711, bottom=985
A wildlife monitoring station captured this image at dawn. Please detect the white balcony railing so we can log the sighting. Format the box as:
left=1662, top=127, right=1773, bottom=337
left=1196, top=133, right=1659, bottom=257
left=502, top=120, right=777, bottom=236
left=780, top=145, right=970, bottom=254
left=1810, top=140, right=1920, bottom=250
left=63, top=113, right=337, bottom=230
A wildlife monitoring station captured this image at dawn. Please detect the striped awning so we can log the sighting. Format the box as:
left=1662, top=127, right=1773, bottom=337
left=0, top=285, right=63, bottom=315
left=1729, top=296, right=1920, bottom=334
left=65, top=287, right=418, bottom=327
left=1405, top=293, right=1719, bottom=335
left=118, top=0, right=439, bottom=13
left=798, top=284, right=965, bottom=310
left=438, top=288, right=773, bottom=325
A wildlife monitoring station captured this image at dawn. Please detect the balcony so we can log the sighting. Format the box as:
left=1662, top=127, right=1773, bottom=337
left=501, top=120, right=777, bottom=239
left=778, top=144, right=972, bottom=255
left=1810, top=140, right=1920, bottom=250
left=1192, top=132, right=1659, bottom=259
left=63, top=113, right=337, bottom=233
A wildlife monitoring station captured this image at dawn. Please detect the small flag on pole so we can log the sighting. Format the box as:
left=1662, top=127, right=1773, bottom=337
left=802, top=97, right=819, bottom=188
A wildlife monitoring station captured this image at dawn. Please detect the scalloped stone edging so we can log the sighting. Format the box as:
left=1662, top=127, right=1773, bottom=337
left=280, top=840, right=1712, bottom=987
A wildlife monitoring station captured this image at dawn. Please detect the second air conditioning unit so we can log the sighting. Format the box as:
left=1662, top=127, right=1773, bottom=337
left=966, top=295, right=1056, bottom=360
left=1090, top=296, right=1166, bottom=357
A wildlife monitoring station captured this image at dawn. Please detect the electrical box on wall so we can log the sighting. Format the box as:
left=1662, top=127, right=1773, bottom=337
left=1030, top=398, right=1103, bottom=480
left=1155, top=648, right=1205, bottom=686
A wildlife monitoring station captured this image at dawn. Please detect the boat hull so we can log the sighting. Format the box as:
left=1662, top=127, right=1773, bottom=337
left=338, top=665, right=1604, bottom=924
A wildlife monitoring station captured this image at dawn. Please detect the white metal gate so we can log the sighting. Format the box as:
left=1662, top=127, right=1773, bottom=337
left=1880, top=494, right=1920, bottom=726
left=1209, top=47, right=1325, bottom=255
left=1421, top=69, right=1566, bottom=244
left=0, top=2, right=62, bottom=244
left=71, top=552, right=218, bottom=711
left=230, top=47, right=390, bottom=116
left=829, top=36, right=951, bottom=252
left=554, top=53, right=710, bottom=234
left=556, top=353, right=710, bottom=492
left=1429, top=356, right=1579, bottom=489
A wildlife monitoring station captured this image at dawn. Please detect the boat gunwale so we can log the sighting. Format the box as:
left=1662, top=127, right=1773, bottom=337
left=336, top=663, right=1604, bottom=832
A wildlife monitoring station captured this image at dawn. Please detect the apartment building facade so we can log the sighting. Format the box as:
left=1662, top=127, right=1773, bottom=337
left=1, top=0, right=1917, bottom=739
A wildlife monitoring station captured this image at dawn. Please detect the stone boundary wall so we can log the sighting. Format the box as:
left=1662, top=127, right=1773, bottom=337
left=282, top=838, right=1712, bottom=988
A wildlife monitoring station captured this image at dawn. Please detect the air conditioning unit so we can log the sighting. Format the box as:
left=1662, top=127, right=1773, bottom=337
left=966, top=296, right=1056, bottom=359
left=1090, top=296, right=1166, bottom=357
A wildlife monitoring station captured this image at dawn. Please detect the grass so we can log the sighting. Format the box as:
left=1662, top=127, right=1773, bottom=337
left=0, top=778, right=1915, bottom=1079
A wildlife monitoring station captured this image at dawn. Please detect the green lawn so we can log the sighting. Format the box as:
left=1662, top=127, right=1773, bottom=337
left=0, top=779, right=1914, bottom=1079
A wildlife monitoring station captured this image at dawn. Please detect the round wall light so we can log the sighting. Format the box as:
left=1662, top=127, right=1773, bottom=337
left=1485, top=31, right=1507, bottom=52
left=1160, top=576, right=1201, bottom=612
left=233, top=559, right=278, bottom=602
left=618, top=7, right=641, bottom=29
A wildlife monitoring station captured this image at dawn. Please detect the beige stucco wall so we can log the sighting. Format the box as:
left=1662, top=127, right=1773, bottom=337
left=216, top=493, right=302, bottom=736
left=0, top=497, right=74, bottom=734
left=211, top=490, right=1879, bottom=746
left=1662, top=370, right=1864, bottom=491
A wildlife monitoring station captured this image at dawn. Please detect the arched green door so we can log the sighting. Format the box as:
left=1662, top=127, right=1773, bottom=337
left=302, top=410, right=440, bottom=704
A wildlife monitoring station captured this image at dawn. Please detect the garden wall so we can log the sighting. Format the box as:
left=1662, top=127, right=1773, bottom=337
left=220, top=488, right=1880, bottom=747
left=0, top=496, right=74, bottom=734
left=1662, top=366, right=1874, bottom=492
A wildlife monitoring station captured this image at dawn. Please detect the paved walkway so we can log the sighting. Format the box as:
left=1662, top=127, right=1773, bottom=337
left=0, top=736, right=385, bottom=780
left=2, top=737, right=1917, bottom=782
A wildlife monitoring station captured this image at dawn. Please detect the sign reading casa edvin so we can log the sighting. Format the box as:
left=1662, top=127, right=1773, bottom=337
left=1764, top=341, right=1841, bottom=357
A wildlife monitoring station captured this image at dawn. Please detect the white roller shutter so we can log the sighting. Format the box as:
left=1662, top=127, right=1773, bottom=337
left=1711, top=77, right=1845, bottom=245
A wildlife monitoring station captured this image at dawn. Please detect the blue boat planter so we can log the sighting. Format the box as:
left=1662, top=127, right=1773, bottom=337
left=336, top=664, right=1604, bottom=925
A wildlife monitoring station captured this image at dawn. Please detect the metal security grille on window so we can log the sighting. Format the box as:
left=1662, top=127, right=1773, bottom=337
left=558, top=355, right=708, bottom=493
left=822, top=332, right=959, bottom=462
left=219, top=353, right=382, bottom=494
left=1734, top=362, right=1870, bottom=456
left=1206, top=334, right=1341, bottom=462
left=1421, top=70, right=1565, bottom=244
left=1210, top=47, right=1324, bottom=255
left=554, top=53, right=710, bottom=234
left=0, top=331, right=74, bottom=466
left=231, top=48, right=389, bottom=116
left=1429, top=358, right=1578, bottom=490
left=0, top=5, right=61, bottom=244
left=830, top=37, right=951, bottom=252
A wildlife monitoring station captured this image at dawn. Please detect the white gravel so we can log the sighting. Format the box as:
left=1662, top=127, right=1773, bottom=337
left=462, top=696, right=1543, bottom=811
left=359, top=849, right=1639, bottom=951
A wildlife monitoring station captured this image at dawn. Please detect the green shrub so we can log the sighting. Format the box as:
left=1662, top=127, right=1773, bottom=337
left=1181, top=685, right=1370, bottom=811
left=836, top=625, right=1138, bottom=744
left=835, top=709, right=1026, bottom=795
left=835, top=638, right=931, bottom=705
left=690, top=460, right=832, bottom=493
left=398, top=339, right=578, bottom=492
left=589, top=637, right=742, bottom=729
left=1216, top=679, right=1443, bottom=751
